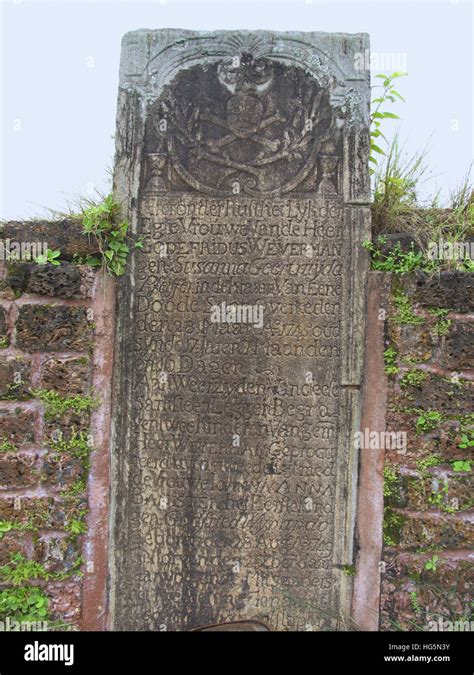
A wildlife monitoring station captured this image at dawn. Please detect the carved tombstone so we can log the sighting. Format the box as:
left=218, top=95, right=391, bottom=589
left=111, top=29, right=371, bottom=631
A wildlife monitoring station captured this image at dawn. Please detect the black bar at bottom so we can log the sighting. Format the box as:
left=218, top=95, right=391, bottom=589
left=0, top=630, right=471, bottom=674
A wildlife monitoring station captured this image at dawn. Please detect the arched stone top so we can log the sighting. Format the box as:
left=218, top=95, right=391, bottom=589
left=119, top=29, right=370, bottom=127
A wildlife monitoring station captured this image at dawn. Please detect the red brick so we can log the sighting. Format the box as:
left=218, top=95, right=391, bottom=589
left=40, top=453, right=85, bottom=490
left=34, top=534, right=82, bottom=574
left=15, top=305, right=92, bottom=352
left=0, top=356, right=31, bottom=400
left=40, top=356, right=92, bottom=397
left=0, top=453, right=39, bottom=490
left=0, top=408, right=35, bottom=448
left=380, top=553, right=473, bottom=631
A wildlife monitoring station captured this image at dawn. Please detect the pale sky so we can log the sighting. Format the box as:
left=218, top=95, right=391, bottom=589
left=1, top=0, right=472, bottom=219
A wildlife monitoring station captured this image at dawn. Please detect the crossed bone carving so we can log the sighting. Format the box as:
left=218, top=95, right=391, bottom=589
left=200, top=112, right=284, bottom=154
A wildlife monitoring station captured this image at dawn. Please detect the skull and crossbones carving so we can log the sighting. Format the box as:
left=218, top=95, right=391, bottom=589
left=146, top=51, right=339, bottom=195
left=201, top=54, right=283, bottom=157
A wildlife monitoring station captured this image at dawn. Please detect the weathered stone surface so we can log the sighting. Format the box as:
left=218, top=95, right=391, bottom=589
left=40, top=453, right=85, bottom=489
left=399, top=270, right=474, bottom=313
left=388, top=322, right=434, bottom=363
left=392, top=372, right=474, bottom=417
left=380, top=553, right=473, bottom=631
left=394, top=512, right=473, bottom=550
left=35, top=535, right=82, bottom=573
left=111, top=29, right=370, bottom=631
left=0, top=496, right=51, bottom=524
left=0, top=495, right=87, bottom=530
left=0, top=219, right=97, bottom=260
left=0, top=408, right=35, bottom=447
left=0, top=306, right=8, bottom=346
left=40, top=356, right=92, bottom=397
left=0, top=453, right=38, bottom=489
left=0, top=276, right=9, bottom=300
left=387, top=470, right=474, bottom=512
left=47, top=580, right=82, bottom=624
left=6, top=262, right=94, bottom=299
left=43, top=410, right=91, bottom=445
left=0, top=532, right=30, bottom=565
left=0, top=356, right=31, bottom=399
left=378, top=233, right=421, bottom=255
left=442, top=322, right=474, bottom=370
left=385, top=386, right=471, bottom=465
left=16, top=305, right=92, bottom=352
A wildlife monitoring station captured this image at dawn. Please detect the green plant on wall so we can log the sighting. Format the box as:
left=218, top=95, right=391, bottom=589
left=342, top=564, right=356, bottom=577
left=0, top=521, right=13, bottom=539
left=416, top=411, right=443, bottom=433
left=31, top=390, right=98, bottom=419
left=383, top=346, right=399, bottom=375
left=34, top=249, right=61, bottom=266
left=458, top=413, right=474, bottom=434
left=81, top=194, right=142, bottom=277
left=452, top=459, right=471, bottom=472
left=0, top=519, right=38, bottom=538
left=429, top=308, right=452, bottom=336
left=416, top=454, right=442, bottom=475
left=392, top=288, right=424, bottom=325
left=362, top=237, right=431, bottom=274
left=0, top=438, right=17, bottom=452
left=424, top=554, right=440, bottom=572
left=428, top=480, right=453, bottom=512
left=0, top=585, right=49, bottom=622
left=66, top=518, right=88, bottom=536
left=0, top=553, right=66, bottom=624
left=60, top=479, right=86, bottom=498
left=410, top=590, right=422, bottom=615
left=383, top=465, right=399, bottom=498
left=51, top=428, right=94, bottom=466
left=383, top=507, right=406, bottom=547
left=0, top=553, right=66, bottom=586
left=400, top=369, right=426, bottom=389
left=458, top=433, right=474, bottom=450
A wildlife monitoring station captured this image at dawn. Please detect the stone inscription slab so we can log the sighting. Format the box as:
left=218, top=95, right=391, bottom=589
left=111, top=30, right=371, bottom=631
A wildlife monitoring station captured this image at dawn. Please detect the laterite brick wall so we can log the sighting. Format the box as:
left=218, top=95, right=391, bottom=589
left=0, top=221, right=114, bottom=630
left=379, top=271, right=473, bottom=630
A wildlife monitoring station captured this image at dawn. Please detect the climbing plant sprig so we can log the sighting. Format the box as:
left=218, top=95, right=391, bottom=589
left=370, top=72, right=406, bottom=174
